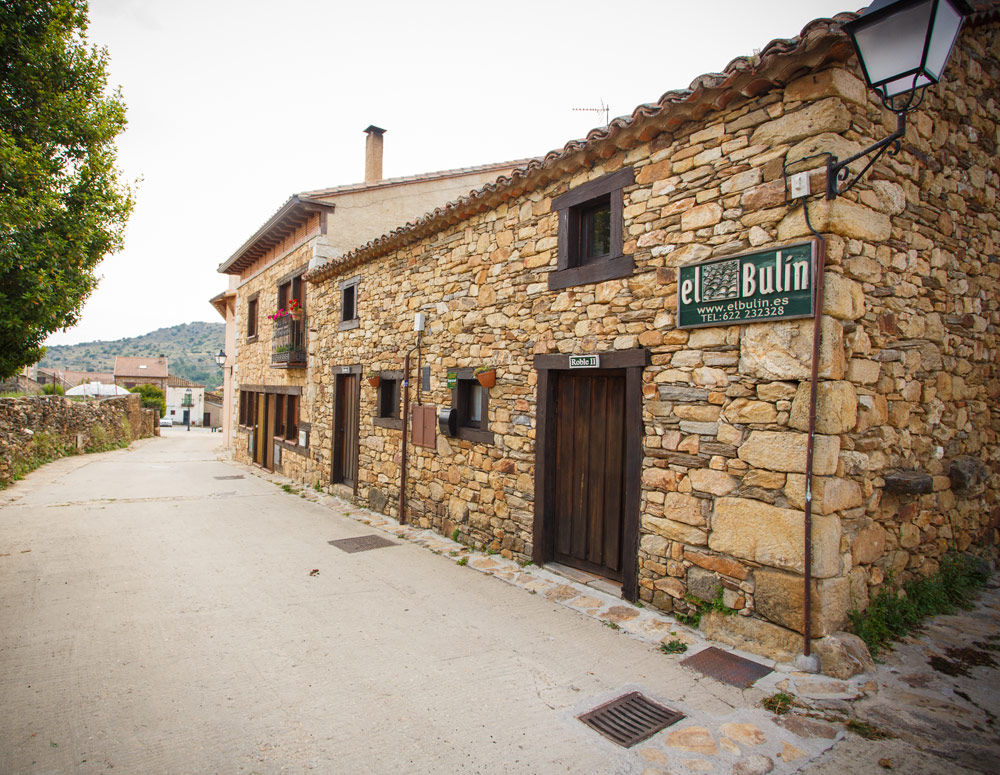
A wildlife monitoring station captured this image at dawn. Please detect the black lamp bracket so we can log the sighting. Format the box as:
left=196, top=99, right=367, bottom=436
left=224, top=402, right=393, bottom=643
left=826, top=110, right=907, bottom=199
left=826, top=84, right=926, bottom=200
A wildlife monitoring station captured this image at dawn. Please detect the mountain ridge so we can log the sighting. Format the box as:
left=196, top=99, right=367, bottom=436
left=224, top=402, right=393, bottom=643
left=39, top=321, right=226, bottom=391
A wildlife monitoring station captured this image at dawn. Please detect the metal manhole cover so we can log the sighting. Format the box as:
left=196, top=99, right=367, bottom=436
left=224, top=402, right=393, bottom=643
left=328, top=535, right=398, bottom=553
left=214, top=475, right=244, bottom=480
left=681, top=646, right=772, bottom=688
left=578, top=691, right=684, bottom=747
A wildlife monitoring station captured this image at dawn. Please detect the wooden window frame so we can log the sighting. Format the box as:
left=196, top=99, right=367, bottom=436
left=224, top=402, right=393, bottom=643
left=339, top=275, right=360, bottom=332
left=277, top=266, right=306, bottom=315
left=246, top=294, right=259, bottom=341
left=549, top=167, right=634, bottom=291
left=451, top=368, right=493, bottom=444
left=373, top=370, right=402, bottom=430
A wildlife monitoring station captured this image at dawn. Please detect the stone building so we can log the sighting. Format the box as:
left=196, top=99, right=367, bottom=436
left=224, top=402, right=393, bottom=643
left=220, top=7, right=1000, bottom=664
left=113, top=356, right=169, bottom=392
left=214, top=126, right=531, bottom=472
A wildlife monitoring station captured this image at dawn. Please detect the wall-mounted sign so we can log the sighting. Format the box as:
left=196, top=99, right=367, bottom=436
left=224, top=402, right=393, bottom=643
left=340, top=366, right=351, bottom=374
left=446, top=370, right=457, bottom=389
left=677, top=241, right=816, bottom=329
left=569, top=355, right=600, bottom=369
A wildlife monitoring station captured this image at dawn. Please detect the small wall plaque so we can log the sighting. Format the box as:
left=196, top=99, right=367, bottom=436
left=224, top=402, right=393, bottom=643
left=446, top=370, right=457, bottom=389
left=569, top=355, right=600, bottom=369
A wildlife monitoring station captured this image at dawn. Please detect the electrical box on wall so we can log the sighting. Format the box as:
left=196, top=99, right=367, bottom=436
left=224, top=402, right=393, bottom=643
left=438, top=407, right=457, bottom=437
left=422, top=365, right=431, bottom=392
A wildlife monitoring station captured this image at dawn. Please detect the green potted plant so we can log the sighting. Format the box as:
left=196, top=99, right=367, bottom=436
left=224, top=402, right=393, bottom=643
left=366, top=371, right=380, bottom=387
left=474, top=366, right=496, bottom=388
left=288, top=298, right=303, bottom=321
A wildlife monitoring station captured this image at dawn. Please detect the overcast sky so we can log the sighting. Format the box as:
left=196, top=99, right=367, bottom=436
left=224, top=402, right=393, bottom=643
left=45, top=0, right=853, bottom=347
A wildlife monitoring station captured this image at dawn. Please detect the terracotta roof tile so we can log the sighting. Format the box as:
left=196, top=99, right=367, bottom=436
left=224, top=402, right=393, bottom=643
left=306, top=7, right=995, bottom=284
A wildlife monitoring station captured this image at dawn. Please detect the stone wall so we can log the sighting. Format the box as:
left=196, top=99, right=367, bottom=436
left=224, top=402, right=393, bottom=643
left=284, top=22, right=998, bottom=660
left=0, top=393, right=157, bottom=488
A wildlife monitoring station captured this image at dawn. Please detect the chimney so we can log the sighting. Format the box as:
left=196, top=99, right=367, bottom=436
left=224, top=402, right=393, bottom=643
left=364, top=125, right=385, bottom=182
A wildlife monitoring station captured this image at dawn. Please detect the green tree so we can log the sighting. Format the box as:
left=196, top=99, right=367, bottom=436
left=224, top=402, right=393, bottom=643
left=129, top=383, right=165, bottom=418
left=0, top=1, right=134, bottom=379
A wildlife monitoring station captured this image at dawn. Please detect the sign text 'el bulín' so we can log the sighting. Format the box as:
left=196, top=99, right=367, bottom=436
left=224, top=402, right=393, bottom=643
left=677, top=241, right=816, bottom=329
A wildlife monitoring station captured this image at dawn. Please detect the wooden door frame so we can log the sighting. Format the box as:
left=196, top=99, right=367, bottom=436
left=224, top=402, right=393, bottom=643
left=533, top=349, right=649, bottom=602
left=331, top=364, right=362, bottom=494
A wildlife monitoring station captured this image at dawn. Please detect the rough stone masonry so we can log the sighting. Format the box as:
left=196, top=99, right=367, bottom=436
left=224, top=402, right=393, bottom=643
left=229, top=12, right=1000, bottom=668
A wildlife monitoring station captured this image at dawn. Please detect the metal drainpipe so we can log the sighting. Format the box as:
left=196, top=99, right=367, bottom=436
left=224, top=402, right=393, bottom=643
left=801, top=204, right=827, bottom=659
left=399, top=331, right=422, bottom=525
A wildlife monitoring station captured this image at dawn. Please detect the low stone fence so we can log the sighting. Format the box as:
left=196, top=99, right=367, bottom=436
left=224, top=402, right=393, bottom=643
left=0, top=393, right=159, bottom=488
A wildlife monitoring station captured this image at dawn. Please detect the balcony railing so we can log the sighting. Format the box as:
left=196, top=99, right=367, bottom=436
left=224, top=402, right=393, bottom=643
left=272, top=314, right=307, bottom=367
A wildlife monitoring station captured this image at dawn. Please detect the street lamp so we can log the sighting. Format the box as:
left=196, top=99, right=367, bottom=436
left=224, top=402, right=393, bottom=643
left=827, top=0, right=970, bottom=198
left=182, top=388, right=192, bottom=432
left=215, top=349, right=226, bottom=368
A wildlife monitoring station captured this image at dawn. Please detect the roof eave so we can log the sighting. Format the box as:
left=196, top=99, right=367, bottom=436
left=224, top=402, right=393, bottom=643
left=218, top=196, right=336, bottom=276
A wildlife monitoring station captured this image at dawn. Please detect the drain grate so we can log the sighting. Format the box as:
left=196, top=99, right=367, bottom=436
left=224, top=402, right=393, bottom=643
left=681, top=646, right=772, bottom=688
left=214, top=475, right=244, bottom=480
left=578, top=691, right=684, bottom=747
left=328, top=535, right=398, bottom=553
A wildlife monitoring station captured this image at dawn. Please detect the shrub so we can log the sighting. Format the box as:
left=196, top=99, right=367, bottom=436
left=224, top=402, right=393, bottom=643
left=129, top=383, right=166, bottom=417
left=42, top=382, right=64, bottom=395
left=849, top=553, right=991, bottom=657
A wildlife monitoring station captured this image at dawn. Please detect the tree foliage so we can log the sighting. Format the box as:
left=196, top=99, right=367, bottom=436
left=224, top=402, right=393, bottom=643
left=0, top=1, right=133, bottom=379
left=129, top=383, right=165, bottom=418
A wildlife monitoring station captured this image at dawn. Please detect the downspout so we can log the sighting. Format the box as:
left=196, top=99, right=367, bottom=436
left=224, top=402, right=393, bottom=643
left=800, top=202, right=827, bottom=665
left=399, top=330, right=422, bottom=525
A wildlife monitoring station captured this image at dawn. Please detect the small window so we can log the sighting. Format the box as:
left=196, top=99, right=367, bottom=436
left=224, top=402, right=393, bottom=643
left=451, top=369, right=493, bottom=444
left=549, top=167, right=634, bottom=291
left=373, top=371, right=402, bottom=429
left=247, top=296, right=259, bottom=339
left=339, top=276, right=360, bottom=331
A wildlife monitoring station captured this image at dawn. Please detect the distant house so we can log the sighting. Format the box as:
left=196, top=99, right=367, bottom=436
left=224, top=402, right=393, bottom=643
left=37, top=368, right=115, bottom=391
left=204, top=391, right=223, bottom=429
left=113, top=357, right=168, bottom=391
left=165, top=375, right=205, bottom=427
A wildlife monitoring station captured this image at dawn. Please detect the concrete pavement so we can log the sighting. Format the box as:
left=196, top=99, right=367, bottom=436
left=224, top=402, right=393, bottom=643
left=0, top=429, right=996, bottom=774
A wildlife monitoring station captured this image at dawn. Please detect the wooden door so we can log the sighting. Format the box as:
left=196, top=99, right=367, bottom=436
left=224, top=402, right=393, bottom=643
left=254, top=393, right=266, bottom=466
left=265, top=394, right=276, bottom=470
left=333, top=374, right=359, bottom=488
left=553, top=371, right=626, bottom=581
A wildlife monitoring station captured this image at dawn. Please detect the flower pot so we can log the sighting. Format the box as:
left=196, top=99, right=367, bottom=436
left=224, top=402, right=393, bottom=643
left=291, top=309, right=304, bottom=322
left=475, top=369, right=496, bottom=388
left=367, top=376, right=380, bottom=388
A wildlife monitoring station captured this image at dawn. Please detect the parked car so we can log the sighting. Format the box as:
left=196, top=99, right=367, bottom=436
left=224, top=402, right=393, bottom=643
left=159, top=417, right=173, bottom=427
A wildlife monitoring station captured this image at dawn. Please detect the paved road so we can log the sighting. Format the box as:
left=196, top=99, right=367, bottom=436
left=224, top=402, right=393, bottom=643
left=1, top=430, right=996, bottom=775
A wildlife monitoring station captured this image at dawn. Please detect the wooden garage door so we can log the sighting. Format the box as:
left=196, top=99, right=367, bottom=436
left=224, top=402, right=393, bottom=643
left=553, top=370, right=626, bottom=581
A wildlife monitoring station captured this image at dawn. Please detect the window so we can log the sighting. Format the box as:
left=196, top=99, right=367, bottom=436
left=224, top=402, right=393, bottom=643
left=277, top=273, right=304, bottom=314
left=373, top=371, right=402, bottom=429
left=247, top=295, right=259, bottom=340
left=239, top=390, right=258, bottom=428
left=451, top=368, right=493, bottom=444
left=339, top=276, right=360, bottom=331
left=549, top=166, right=634, bottom=291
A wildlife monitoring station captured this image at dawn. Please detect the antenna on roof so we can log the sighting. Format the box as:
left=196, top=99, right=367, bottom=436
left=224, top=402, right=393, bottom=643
left=572, top=99, right=610, bottom=128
